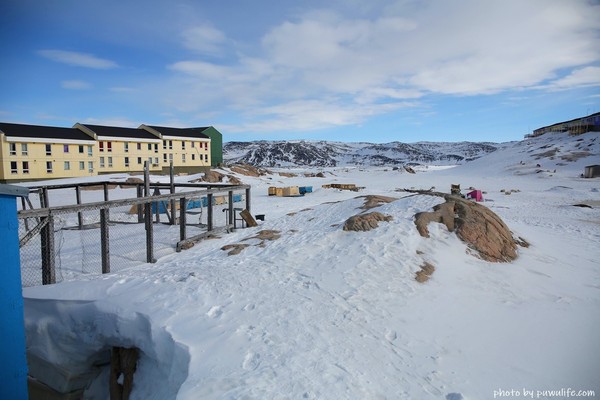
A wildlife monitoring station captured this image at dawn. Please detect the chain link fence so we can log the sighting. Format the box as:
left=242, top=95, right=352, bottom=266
left=18, top=183, right=251, bottom=287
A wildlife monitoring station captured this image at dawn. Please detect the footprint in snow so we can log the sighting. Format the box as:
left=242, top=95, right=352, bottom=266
left=242, top=352, right=261, bottom=370
left=206, top=306, right=223, bottom=318
left=446, top=393, right=464, bottom=400
left=385, top=329, right=397, bottom=342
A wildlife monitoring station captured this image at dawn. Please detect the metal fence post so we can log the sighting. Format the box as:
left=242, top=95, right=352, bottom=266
left=145, top=201, right=155, bottom=263
left=100, top=208, right=110, bottom=273
left=41, top=215, right=55, bottom=285
left=180, top=197, right=187, bottom=241
left=103, top=182, right=109, bottom=202
left=207, top=193, right=213, bottom=231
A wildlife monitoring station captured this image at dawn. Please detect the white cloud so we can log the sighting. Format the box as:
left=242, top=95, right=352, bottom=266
left=38, top=50, right=118, bottom=69
left=161, top=0, right=600, bottom=132
left=61, top=80, right=92, bottom=90
left=541, top=66, right=600, bottom=91
left=181, top=24, right=227, bottom=55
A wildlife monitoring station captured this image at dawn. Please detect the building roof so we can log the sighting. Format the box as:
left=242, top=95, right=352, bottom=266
left=76, top=123, right=160, bottom=140
left=0, top=122, right=94, bottom=141
left=143, top=125, right=210, bottom=139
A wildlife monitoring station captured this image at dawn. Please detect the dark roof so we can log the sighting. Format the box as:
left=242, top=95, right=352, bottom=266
left=0, top=122, right=94, bottom=141
left=79, top=124, right=159, bottom=140
left=146, top=125, right=210, bottom=139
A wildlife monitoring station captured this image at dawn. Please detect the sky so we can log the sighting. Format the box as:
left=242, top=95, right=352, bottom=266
left=1, top=0, right=599, bottom=143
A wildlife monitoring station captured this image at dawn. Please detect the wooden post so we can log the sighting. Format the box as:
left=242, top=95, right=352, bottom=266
left=20, top=197, right=29, bottom=230
left=228, top=191, right=234, bottom=229
left=136, top=185, right=143, bottom=223
left=109, top=347, right=138, bottom=400
left=207, top=193, right=213, bottom=231
left=100, top=208, right=110, bottom=274
left=76, top=185, right=83, bottom=229
left=170, top=162, right=176, bottom=225
left=180, top=197, right=187, bottom=242
left=41, top=215, right=55, bottom=285
left=40, top=187, right=49, bottom=209
left=143, top=162, right=155, bottom=263
left=245, top=187, right=251, bottom=213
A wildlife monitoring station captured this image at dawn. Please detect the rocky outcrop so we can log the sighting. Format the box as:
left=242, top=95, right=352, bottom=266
left=343, top=212, right=393, bottom=232
left=414, top=195, right=520, bottom=262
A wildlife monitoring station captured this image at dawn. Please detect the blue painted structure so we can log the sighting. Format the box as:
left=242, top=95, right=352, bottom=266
left=299, top=186, right=313, bottom=194
left=0, top=184, right=30, bottom=400
left=152, top=193, right=243, bottom=214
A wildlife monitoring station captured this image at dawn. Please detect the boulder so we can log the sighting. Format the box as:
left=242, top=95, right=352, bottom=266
left=343, top=212, right=393, bottom=232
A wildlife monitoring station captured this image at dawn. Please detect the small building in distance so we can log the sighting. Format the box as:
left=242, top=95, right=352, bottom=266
left=528, top=112, right=600, bottom=138
left=583, top=165, right=600, bottom=178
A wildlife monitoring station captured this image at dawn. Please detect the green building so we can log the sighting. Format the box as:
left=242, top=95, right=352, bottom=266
left=203, top=127, right=223, bottom=167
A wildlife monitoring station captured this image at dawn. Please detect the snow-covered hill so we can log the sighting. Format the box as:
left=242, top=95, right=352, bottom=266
left=22, top=131, right=600, bottom=399
left=224, top=140, right=499, bottom=167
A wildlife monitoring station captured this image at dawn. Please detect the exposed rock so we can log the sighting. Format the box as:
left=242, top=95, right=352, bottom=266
left=201, top=170, right=225, bottom=183
left=415, top=262, right=435, bottom=283
left=221, top=243, right=250, bottom=256
left=230, top=164, right=270, bottom=177
left=279, top=172, right=297, bottom=177
left=358, top=195, right=398, bottom=210
left=414, top=201, right=455, bottom=237
left=343, top=212, right=393, bottom=232
left=125, top=177, right=144, bottom=184
left=404, top=166, right=416, bottom=174
left=227, top=175, right=242, bottom=185
left=414, top=194, right=520, bottom=262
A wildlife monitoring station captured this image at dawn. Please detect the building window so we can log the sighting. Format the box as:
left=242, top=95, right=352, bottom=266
left=88, top=146, right=93, bottom=156
left=46, top=161, right=53, bottom=173
left=168, top=140, right=173, bottom=150
left=162, top=141, right=167, bottom=150
left=137, top=157, right=142, bottom=165
left=124, top=157, right=130, bottom=167
left=22, top=161, right=29, bottom=174
left=182, top=154, right=186, bottom=163
left=154, top=157, right=158, bottom=165
left=21, top=143, right=28, bottom=156
left=191, top=141, right=195, bottom=148
left=147, top=143, right=152, bottom=151
left=79, top=145, right=84, bottom=153
left=154, top=143, right=158, bottom=153
left=163, top=153, right=167, bottom=163
left=88, top=161, right=94, bottom=172
left=182, top=141, right=186, bottom=150
left=99, top=142, right=104, bottom=152
left=9, top=143, right=16, bottom=156
left=107, top=142, right=112, bottom=152
left=192, top=154, right=195, bottom=161
left=124, top=142, right=129, bottom=153
left=64, top=161, right=71, bottom=171
left=137, top=143, right=142, bottom=150
left=79, top=161, right=85, bottom=170
left=64, top=144, right=69, bottom=153
left=204, top=154, right=208, bottom=162
left=169, top=153, right=173, bottom=162
left=100, top=157, right=105, bottom=168
left=108, top=157, right=113, bottom=167
left=10, top=161, right=18, bottom=174
left=45, top=144, right=52, bottom=156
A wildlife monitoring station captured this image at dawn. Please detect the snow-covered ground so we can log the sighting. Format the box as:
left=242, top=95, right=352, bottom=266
left=23, top=132, right=600, bottom=399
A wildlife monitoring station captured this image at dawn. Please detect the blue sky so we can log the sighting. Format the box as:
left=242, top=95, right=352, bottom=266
left=1, top=0, right=599, bottom=143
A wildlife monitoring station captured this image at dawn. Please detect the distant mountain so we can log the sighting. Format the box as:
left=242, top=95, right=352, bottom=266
left=223, top=140, right=499, bottom=167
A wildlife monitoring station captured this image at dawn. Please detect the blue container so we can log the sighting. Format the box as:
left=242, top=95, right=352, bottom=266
left=299, top=186, right=313, bottom=194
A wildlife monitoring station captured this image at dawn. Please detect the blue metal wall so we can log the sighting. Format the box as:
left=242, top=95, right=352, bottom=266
left=0, top=190, right=29, bottom=399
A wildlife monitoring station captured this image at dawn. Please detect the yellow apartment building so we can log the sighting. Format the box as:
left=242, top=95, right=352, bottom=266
left=74, top=124, right=163, bottom=174
left=0, top=121, right=219, bottom=183
left=0, top=122, right=97, bottom=183
left=139, top=125, right=212, bottom=173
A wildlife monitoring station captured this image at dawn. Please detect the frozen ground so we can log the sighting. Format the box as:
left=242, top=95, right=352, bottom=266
left=23, top=132, right=600, bottom=399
